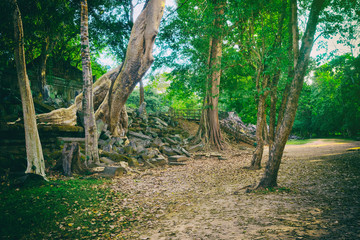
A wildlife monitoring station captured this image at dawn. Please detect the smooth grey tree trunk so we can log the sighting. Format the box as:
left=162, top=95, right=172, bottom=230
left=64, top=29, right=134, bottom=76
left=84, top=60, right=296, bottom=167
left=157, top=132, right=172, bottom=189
left=12, top=0, right=46, bottom=177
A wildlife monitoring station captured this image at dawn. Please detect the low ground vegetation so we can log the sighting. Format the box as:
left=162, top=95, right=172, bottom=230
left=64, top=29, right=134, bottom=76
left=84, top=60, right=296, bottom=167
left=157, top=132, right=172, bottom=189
left=1, top=138, right=359, bottom=239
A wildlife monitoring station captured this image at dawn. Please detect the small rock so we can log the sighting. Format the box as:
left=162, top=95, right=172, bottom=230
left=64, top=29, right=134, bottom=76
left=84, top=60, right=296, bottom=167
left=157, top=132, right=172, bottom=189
left=194, top=154, right=206, bottom=160
left=92, top=166, right=105, bottom=172
left=154, top=117, right=168, bottom=127
left=100, top=157, right=116, bottom=165
left=146, top=130, right=158, bottom=138
left=113, top=137, right=126, bottom=147
left=172, top=148, right=183, bottom=155
left=102, top=144, right=112, bottom=152
left=127, top=158, right=139, bottom=167
left=188, top=143, right=204, bottom=153
left=113, top=146, right=125, bottom=154
left=168, top=155, right=188, bottom=162
left=101, top=166, right=127, bottom=177
left=151, top=137, right=164, bottom=148
left=124, top=144, right=136, bottom=154
left=99, top=130, right=111, bottom=140
left=128, top=131, right=152, bottom=140
left=154, top=156, right=167, bottom=166
left=141, top=149, right=157, bottom=160
left=100, top=151, right=138, bottom=167
left=210, top=152, right=222, bottom=157
left=180, top=147, right=191, bottom=157
left=143, top=160, right=156, bottom=168
left=172, top=134, right=182, bottom=142
left=164, top=137, right=178, bottom=145
left=161, top=146, right=177, bottom=156
left=168, top=162, right=186, bottom=166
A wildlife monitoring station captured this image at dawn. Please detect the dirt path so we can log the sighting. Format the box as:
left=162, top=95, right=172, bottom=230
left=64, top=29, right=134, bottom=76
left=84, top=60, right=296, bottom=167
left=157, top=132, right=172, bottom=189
left=112, top=139, right=360, bottom=239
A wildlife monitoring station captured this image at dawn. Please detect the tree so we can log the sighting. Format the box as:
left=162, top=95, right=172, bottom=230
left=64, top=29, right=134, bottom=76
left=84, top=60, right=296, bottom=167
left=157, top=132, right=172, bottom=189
left=81, top=0, right=99, bottom=166
left=11, top=0, right=46, bottom=177
left=37, top=0, right=166, bottom=137
left=247, top=0, right=287, bottom=169
left=197, top=0, right=226, bottom=150
left=256, top=0, right=326, bottom=188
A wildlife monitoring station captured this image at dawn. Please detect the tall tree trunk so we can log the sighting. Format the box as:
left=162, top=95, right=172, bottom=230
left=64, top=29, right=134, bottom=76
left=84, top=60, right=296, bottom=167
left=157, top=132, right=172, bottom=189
left=37, top=0, right=165, bottom=136
left=250, top=73, right=270, bottom=169
left=197, top=0, right=225, bottom=150
left=257, top=0, right=325, bottom=188
left=139, top=79, right=145, bottom=105
left=38, top=36, right=50, bottom=97
left=268, top=72, right=280, bottom=148
left=95, top=0, right=166, bottom=136
left=12, top=0, right=46, bottom=177
left=81, top=0, right=99, bottom=166
left=268, top=0, right=286, bottom=148
left=276, top=0, right=299, bottom=135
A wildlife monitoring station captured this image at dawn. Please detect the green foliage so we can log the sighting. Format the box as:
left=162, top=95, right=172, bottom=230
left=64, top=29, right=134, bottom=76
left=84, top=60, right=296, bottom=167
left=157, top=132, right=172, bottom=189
left=161, top=73, right=202, bottom=110
left=127, top=73, right=201, bottom=113
left=127, top=87, right=169, bottom=113
left=155, top=0, right=293, bottom=125
left=293, top=54, right=360, bottom=138
left=91, top=59, right=108, bottom=79
left=0, top=178, right=139, bottom=239
left=286, top=139, right=316, bottom=145
left=0, top=0, right=130, bottom=82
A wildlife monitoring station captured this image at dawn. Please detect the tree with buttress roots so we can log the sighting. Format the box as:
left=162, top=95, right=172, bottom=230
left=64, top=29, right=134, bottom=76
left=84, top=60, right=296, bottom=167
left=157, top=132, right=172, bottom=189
left=36, top=0, right=166, bottom=137
left=197, top=0, right=226, bottom=150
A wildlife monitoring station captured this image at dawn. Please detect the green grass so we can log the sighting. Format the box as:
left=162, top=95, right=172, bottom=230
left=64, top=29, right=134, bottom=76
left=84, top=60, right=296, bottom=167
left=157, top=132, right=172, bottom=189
left=286, top=139, right=315, bottom=145
left=322, top=138, right=354, bottom=143
left=252, top=186, right=294, bottom=195
left=0, top=177, right=139, bottom=239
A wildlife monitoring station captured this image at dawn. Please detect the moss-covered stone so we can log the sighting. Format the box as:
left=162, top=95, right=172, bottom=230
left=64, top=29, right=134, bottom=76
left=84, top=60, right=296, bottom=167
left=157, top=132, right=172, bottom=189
left=99, top=151, right=139, bottom=167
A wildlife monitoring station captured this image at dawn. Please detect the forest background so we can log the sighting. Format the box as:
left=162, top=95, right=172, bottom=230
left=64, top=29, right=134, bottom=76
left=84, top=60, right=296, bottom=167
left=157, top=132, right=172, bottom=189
left=0, top=0, right=359, bottom=138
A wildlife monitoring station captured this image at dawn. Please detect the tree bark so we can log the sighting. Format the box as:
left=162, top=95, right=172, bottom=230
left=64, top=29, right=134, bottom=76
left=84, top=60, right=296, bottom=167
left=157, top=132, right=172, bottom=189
left=36, top=0, right=165, bottom=136
left=139, top=79, right=145, bottom=105
left=197, top=0, right=225, bottom=150
left=12, top=0, right=46, bottom=177
left=96, top=0, right=165, bottom=137
left=268, top=0, right=286, bottom=148
left=268, top=72, right=280, bottom=148
left=61, top=142, right=88, bottom=176
left=250, top=73, right=269, bottom=169
left=38, top=36, right=50, bottom=97
left=276, top=0, right=299, bottom=133
left=81, top=0, right=99, bottom=166
left=257, top=0, right=325, bottom=188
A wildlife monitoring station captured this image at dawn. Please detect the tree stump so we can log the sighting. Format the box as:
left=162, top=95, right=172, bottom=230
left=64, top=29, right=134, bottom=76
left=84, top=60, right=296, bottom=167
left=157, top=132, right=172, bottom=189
left=61, top=142, right=87, bottom=176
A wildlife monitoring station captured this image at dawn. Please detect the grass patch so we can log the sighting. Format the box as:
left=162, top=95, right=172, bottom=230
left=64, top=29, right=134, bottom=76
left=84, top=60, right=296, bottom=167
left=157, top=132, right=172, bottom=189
left=0, top=177, right=140, bottom=239
left=286, top=139, right=315, bottom=145
left=253, top=187, right=294, bottom=195
left=322, top=138, right=354, bottom=143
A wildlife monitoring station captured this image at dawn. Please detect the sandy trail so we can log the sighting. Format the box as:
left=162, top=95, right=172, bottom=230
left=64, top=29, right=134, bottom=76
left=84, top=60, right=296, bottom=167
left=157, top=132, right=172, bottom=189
left=113, top=139, right=360, bottom=239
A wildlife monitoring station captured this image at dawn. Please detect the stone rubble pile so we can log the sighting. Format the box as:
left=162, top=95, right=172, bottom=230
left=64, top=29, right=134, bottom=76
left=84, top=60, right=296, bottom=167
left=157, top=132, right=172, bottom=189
left=93, top=108, right=202, bottom=176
